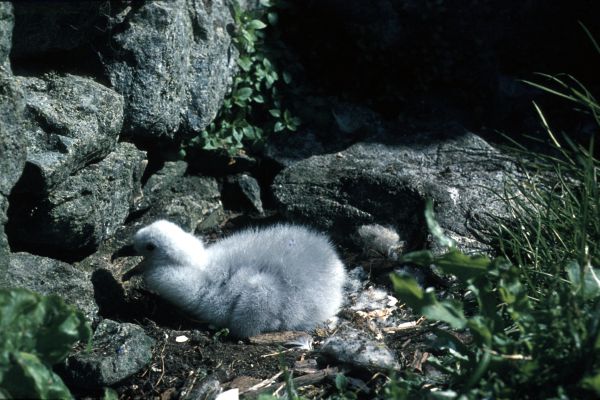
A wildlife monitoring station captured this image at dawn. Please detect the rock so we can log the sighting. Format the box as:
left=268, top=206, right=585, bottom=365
left=142, top=161, right=189, bottom=197
left=180, top=373, right=222, bottom=400
left=6, top=252, right=98, bottom=320
left=13, top=73, right=123, bottom=194
left=137, top=161, right=224, bottom=232
left=222, top=174, right=264, bottom=214
left=0, top=3, right=13, bottom=71
left=0, top=74, right=27, bottom=284
left=7, top=143, right=146, bottom=260
left=103, top=0, right=238, bottom=140
left=61, top=319, right=154, bottom=388
left=273, top=126, right=516, bottom=253
left=320, top=325, right=400, bottom=371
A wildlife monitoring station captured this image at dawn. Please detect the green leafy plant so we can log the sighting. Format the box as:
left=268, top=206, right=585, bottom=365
left=391, top=126, right=600, bottom=398
left=212, top=327, right=230, bottom=342
left=187, top=0, right=300, bottom=156
left=388, top=29, right=600, bottom=396
left=0, top=288, right=92, bottom=399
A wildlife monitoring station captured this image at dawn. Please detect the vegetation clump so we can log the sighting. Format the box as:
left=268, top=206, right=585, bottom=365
left=186, top=0, right=299, bottom=156
left=0, top=288, right=91, bottom=399
left=389, top=73, right=600, bottom=398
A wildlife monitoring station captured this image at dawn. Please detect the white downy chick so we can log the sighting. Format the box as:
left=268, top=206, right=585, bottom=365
left=126, top=220, right=347, bottom=338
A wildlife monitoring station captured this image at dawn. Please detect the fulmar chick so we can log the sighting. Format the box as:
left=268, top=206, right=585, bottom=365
left=122, top=220, right=347, bottom=337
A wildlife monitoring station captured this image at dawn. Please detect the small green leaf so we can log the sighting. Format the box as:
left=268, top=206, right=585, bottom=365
left=242, top=126, right=255, bottom=139
left=234, top=87, right=253, bottom=101
left=3, top=352, right=74, bottom=399
left=434, top=250, right=491, bottom=281
left=267, top=12, right=278, bottom=25
left=399, top=250, right=435, bottom=265
left=237, top=56, right=253, bottom=71
left=247, top=19, right=267, bottom=30
left=467, top=317, right=493, bottom=346
left=390, top=274, right=467, bottom=329
left=232, top=129, right=243, bottom=143
left=283, top=71, right=292, bottom=84
left=425, top=199, right=456, bottom=248
left=103, top=388, right=119, bottom=400
left=567, top=260, right=600, bottom=299
left=262, top=57, right=273, bottom=69
left=335, top=373, right=347, bottom=392
left=268, top=109, right=281, bottom=118
left=580, top=373, right=600, bottom=396
left=274, top=121, right=285, bottom=132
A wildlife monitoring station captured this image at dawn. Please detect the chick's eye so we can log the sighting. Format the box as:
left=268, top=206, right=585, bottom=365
left=145, top=243, right=156, bottom=251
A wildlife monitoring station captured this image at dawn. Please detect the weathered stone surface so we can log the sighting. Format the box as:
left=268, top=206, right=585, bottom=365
left=13, top=73, right=123, bottom=194
left=137, top=161, right=224, bottom=232
left=223, top=173, right=264, bottom=214
left=0, top=73, right=27, bottom=284
left=7, top=143, right=146, bottom=258
left=180, top=373, right=221, bottom=400
left=62, top=319, right=154, bottom=387
left=103, top=0, right=238, bottom=140
left=0, top=3, right=13, bottom=71
left=320, top=325, right=400, bottom=371
left=6, top=252, right=98, bottom=320
left=273, top=126, right=516, bottom=253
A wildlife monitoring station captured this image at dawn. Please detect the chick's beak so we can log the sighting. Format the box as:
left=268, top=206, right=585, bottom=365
left=112, top=244, right=147, bottom=281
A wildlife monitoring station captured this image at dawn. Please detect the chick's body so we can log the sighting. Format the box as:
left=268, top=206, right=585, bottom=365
left=133, top=221, right=346, bottom=337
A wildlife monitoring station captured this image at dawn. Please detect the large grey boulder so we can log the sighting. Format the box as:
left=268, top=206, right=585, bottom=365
left=103, top=0, right=238, bottom=140
left=13, top=73, right=123, bottom=194
left=6, top=252, right=98, bottom=321
left=7, top=143, right=146, bottom=258
left=0, top=5, right=27, bottom=285
left=273, top=127, right=516, bottom=253
left=61, top=319, right=154, bottom=388
left=0, top=3, right=13, bottom=71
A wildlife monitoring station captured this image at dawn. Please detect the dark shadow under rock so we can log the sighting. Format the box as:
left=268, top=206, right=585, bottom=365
left=7, top=143, right=146, bottom=262
left=91, top=267, right=206, bottom=330
left=221, top=173, right=264, bottom=215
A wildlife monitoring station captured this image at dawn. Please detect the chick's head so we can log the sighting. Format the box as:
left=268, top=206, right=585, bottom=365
left=133, top=220, right=207, bottom=266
